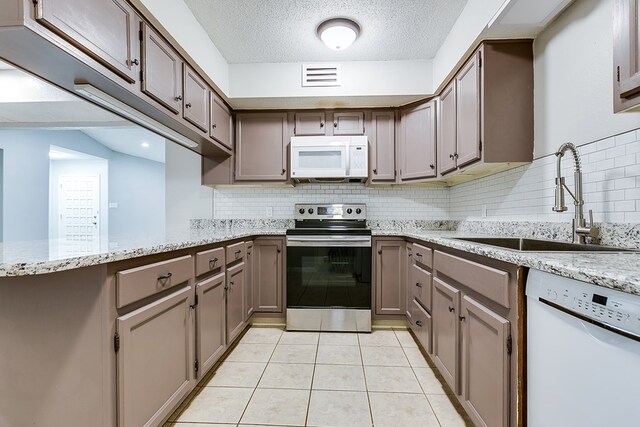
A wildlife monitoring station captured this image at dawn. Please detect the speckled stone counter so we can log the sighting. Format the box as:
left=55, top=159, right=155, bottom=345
left=2, top=219, right=639, bottom=298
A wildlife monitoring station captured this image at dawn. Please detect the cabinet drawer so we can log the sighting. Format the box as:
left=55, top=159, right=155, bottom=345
left=411, top=263, right=432, bottom=310
left=412, top=243, right=433, bottom=269
left=195, top=247, right=225, bottom=277
left=226, top=242, right=246, bottom=264
left=411, top=299, right=432, bottom=354
left=434, top=251, right=510, bottom=308
left=117, top=255, right=193, bottom=308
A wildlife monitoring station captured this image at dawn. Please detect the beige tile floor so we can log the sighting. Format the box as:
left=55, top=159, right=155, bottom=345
left=166, top=327, right=472, bottom=427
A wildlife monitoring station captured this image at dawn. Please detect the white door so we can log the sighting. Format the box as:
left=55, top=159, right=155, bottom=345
left=58, top=175, right=100, bottom=254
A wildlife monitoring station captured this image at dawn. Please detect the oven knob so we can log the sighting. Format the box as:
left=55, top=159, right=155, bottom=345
left=298, top=208, right=305, bottom=214
left=356, top=208, right=362, bottom=214
left=347, top=208, right=353, bottom=214
left=308, top=208, right=314, bottom=214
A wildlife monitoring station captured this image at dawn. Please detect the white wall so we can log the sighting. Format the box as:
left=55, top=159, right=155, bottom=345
left=533, top=0, right=640, bottom=157
left=165, top=142, right=214, bottom=234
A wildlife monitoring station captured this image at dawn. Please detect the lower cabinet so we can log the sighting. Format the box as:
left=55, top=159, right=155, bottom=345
left=461, top=295, right=510, bottom=427
left=374, top=239, right=405, bottom=315
left=244, top=241, right=255, bottom=320
left=226, top=262, right=245, bottom=344
left=116, top=285, right=194, bottom=427
left=196, top=272, right=226, bottom=378
left=254, top=237, right=284, bottom=313
left=432, top=277, right=461, bottom=394
left=410, top=299, right=432, bottom=354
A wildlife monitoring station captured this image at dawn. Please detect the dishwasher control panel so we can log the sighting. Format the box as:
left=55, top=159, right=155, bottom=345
left=527, top=269, right=640, bottom=337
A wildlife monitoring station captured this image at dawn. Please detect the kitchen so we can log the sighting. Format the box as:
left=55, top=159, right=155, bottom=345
left=0, top=0, right=639, bottom=426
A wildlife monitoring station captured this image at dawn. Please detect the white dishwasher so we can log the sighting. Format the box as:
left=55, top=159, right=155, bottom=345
left=527, top=269, right=640, bottom=427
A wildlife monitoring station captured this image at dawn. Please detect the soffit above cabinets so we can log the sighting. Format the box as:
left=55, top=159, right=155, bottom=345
left=182, top=0, right=468, bottom=63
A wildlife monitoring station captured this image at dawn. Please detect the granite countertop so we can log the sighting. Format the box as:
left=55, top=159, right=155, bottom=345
left=1, top=222, right=639, bottom=297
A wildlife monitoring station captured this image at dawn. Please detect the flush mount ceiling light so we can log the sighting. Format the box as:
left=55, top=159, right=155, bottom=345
left=317, top=18, right=360, bottom=51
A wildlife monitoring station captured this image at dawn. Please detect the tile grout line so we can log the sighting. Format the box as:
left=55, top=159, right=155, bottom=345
left=357, top=332, right=376, bottom=427
left=235, top=327, right=283, bottom=426
left=302, top=334, right=320, bottom=427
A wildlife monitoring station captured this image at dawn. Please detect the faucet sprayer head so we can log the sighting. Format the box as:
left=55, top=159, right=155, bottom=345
left=553, top=176, right=568, bottom=212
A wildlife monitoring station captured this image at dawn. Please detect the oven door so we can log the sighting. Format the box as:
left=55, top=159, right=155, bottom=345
left=286, top=235, right=372, bottom=331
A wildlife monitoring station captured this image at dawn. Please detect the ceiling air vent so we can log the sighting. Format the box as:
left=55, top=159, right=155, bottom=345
left=302, top=64, right=341, bottom=87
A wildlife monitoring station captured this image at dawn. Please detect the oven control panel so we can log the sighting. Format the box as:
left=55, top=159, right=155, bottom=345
left=295, top=203, right=366, bottom=221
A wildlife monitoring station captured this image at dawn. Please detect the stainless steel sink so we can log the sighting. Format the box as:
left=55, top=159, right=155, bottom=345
left=452, top=237, right=637, bottom=252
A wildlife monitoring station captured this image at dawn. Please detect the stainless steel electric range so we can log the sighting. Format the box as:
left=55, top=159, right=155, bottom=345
left=286, top=203, right=372, bottom=332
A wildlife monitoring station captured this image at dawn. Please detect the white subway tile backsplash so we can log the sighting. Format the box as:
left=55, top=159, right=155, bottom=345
left=213, top=129, right=640, bottom=224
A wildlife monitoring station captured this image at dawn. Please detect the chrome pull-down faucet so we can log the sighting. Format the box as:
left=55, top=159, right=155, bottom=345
left=553, top=143, right=599, bottom=244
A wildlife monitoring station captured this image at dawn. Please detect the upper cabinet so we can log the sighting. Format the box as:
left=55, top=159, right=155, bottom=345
left=614, top=0, right=640, bottom=111
left=141, top=23, right=183, bottom=115
left=210, top=92, right=233, bottom=150
left=438, top=41, right=534, bottom=181
left=235, top=113, right=289, bottom=182
left=294, top=111, right=365, bottom=136
left=182, top=64, right=209, bottom=132
left=35, top=0, right=139, bottom=83
left=333, top=111, right=365, bottom=135
left=294, top=112, right=326, bottom=135
left=369, top=111, right=396, bottom=183
left=399, top=100, right=437, bottom=182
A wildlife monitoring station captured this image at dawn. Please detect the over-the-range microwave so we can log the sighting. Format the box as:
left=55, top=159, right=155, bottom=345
left=290, top=135, right=368, bottom=182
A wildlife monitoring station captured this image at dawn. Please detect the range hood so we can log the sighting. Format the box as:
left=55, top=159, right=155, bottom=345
left=290, top=135, right=368, bottom=183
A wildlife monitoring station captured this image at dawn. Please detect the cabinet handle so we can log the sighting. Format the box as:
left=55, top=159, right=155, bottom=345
left=235, top=250, right=242, bottom=255
left=209, top=257, right=218, bottom=267
left=449, top=154, right=454, bottom=159
left=448, top=306, right=455, bottom=313
left=212, top=123, right=217, bottom=129
left=459, top=315, right=466, bottom=321
left=416, top=252, right=422, bottom=258
left=176, top=95, right=183, bottom=101
left=130, top=58, right=139, bottom=66
left=185, top=102, right=192, bottom=109
left=454, top=153, right=459, bottom=159
left=334, top=122, right=338, bottom=128
left=320, top=122, right=324, bottom=128
left=373, top=168, right=377, bottom=174
left=230, top=281, right=234, bottom=286
left=415, top=320, right=423, bottom=327
left=378, top=250, right=382, bottom=255
left=157, top=272, right=172, bottom=281
left=416, top=282, right=422, bottom=288
left=282, top=168, right=286, bottom=175
left=430, top=164, right=435, bottom=169
left=277, top=248, right=281, bottom=253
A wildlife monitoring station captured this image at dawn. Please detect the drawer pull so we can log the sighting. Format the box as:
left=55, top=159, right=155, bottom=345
left=209, top=257, right=218, bottom=267
left=229, top=281, right=234, bottom=286
left=234, top=250, right=242, bottom=257
left=415, top=320, right=423, bottom=327
left=448, top=306, right=455, bottom=313
left=416, top=252, right=422, bottom=258
left=157, top=272, right=172, bottom=281
left=416, top=282, right=423, bottom=288
left=459, top=315, right=466, bottom=322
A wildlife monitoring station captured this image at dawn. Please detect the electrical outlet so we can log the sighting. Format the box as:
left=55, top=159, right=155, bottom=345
left=481, top=205, right=487, bottom=217
left=266, top=206, right=273, bottom=217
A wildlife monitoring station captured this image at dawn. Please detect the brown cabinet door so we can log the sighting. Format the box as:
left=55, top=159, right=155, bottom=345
left=461, top=295, right=510, bottom=427
left=36, top=0, right=138, bottom=83
left=432, top=277, right=460, bottom=394
left=614, top=0, right=640, bottom=111
left=400, top=100, right=437, bottom=181
left=116, top=286, right=194, bottom=427
left=456, top=49, right=482, bottom=168
left=333, top=111, right=365, bottom=135
left=294, top=112, right=326, bottom=135
left=235, top=113, right=288, bottom=181
left=370, top=111, right=396, bottom=182
left=438, top=82, right=457, bottom=175
left=374, top=240, right=405, bottom=315
left=254, top=238, right=284, bottom=313
left=226, top=263, right=245, bottom=344
left=244, top=241, right=255, bottom=320
left=405, top=242, right=413, bottom=321
left=210, top=92, right=233, bottom=149
left=196, top=273, right=226, bottom=378
left=141, top=23, right=183, bottom=114
left=183, top=64, right=209, bottom=132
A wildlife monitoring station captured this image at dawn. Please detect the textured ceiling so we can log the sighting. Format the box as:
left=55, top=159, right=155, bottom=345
left=183, top=0, right=468, bottom=63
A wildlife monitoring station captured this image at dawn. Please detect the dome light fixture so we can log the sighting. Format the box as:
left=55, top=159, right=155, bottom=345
left=317, top=18, right=360, bottom=51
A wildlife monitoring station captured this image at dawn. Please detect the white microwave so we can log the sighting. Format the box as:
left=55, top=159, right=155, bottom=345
left=290, top=136, right=368, bottom=182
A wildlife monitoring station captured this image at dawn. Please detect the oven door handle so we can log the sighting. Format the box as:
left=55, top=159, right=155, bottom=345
left=286, top=235, right=372, bottom=247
